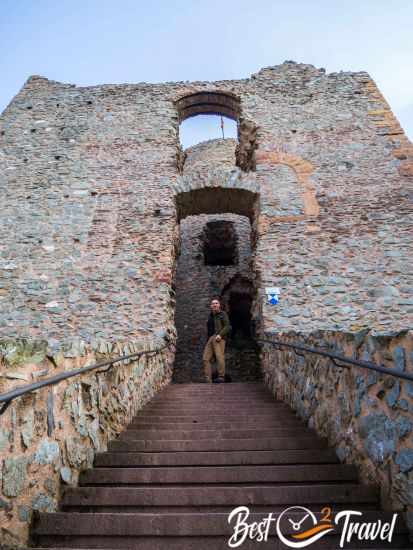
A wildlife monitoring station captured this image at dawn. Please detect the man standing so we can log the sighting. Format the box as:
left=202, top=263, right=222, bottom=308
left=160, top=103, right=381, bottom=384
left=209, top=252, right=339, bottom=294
left=203, top=298, right=231, bottom=383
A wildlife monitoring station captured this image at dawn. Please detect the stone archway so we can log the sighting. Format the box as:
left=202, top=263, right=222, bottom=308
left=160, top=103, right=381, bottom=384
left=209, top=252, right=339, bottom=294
left=174, top=90, right=258, bottom=173
left=173, top=170, right=259, bottom=222
left=172, top=169, right=260, bottom=383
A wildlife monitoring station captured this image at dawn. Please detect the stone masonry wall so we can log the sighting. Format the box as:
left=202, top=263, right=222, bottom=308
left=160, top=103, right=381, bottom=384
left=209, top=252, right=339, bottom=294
left=0, top=63, right=412, bottom=353
left=0, top=340, right=173, bottom=546
left=0, top=75, right=179, bottom=356
left=262, top=330, right=413, bottom=532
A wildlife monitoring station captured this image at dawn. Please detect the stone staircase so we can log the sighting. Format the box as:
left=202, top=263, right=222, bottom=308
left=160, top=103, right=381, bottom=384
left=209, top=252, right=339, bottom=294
left=32, top=382, right=410, bottom=549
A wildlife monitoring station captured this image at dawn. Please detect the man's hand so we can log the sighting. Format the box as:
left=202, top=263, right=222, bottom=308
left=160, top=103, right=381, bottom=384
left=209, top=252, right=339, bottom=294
left=215, top=335, right=222, bottom=342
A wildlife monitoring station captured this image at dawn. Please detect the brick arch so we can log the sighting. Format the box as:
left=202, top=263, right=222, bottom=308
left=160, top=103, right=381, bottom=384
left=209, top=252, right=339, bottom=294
left=256, top=150, right=320, bottom=217
left=172, top=169, right=259, bottom=222
left=175, top=91, right=240, bottom=122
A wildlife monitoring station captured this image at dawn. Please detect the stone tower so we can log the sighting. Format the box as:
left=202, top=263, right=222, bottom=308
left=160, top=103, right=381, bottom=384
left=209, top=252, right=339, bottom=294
left=1, top=62, right=413, bottom=545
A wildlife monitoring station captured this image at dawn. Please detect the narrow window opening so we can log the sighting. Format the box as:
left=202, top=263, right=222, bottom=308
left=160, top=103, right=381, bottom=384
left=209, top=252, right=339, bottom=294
left=203, top=220, right=237, bottom=266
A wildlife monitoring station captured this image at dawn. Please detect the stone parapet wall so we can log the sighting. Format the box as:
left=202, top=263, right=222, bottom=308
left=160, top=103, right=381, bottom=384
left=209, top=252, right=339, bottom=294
left=261, top=329, right=413, bottom=532
left=0, top=338, right=174, bottom=547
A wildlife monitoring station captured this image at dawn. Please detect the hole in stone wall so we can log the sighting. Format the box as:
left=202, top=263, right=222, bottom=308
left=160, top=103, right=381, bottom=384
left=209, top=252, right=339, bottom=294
left=176, top=91, right=240, bottom=165
left=202, top=220, right=238, bottom=266
left=179, top=114, right=237, bottom=149
left=175, top=91, right=258, bottom=172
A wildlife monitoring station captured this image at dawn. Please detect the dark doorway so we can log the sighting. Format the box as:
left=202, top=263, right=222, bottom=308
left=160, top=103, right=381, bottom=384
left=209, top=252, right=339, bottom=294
left=228, top=291, right=252, bottom=339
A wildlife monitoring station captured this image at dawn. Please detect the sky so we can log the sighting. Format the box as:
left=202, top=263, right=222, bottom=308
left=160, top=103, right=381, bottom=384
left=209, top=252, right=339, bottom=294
left=0, top=0, right=412, bottom=148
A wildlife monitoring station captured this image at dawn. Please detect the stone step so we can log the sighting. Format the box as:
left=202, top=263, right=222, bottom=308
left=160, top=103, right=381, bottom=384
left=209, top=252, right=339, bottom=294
left=61, top=484, right=379, bottom=509
left=133, top=413, right=299, bottom=422
left=34, top=511, right=409, bottom=548
left=80, top=464, right=358, bottom=485
left=136, top=409, right=290, bottom=417
left=159, top=391, right=270, bottom=396
left=139, top=404, right=289, bottom=412
left=129, top=419, right=303, bottom=430
left=29, top=380, right=411, bottom=549
left=108, top=436, right=327, bottom=453
left=150, top=388, right=276, bottom=396
left=161, top=382, right=265, bottom=391
left=95, top=449, right=340, bottom=467
left=137, top=396, right=286, bottom=405
left=119, top=427, right=312, bottom=440
left=146, top=396, right=280, bottom=404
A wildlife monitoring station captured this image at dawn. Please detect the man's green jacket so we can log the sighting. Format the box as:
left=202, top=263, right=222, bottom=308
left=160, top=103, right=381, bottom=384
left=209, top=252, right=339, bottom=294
left=207, top=310, right=231, bottom=340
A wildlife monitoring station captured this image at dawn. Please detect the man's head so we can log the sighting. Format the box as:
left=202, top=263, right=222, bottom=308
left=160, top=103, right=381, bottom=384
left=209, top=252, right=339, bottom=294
left=210, top=298, right=221, bottom=314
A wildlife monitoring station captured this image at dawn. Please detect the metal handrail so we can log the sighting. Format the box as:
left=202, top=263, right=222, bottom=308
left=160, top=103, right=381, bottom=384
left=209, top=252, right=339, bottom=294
left=2, top=333, right=409, bottom=416
left=0, top=343, right=169, bottom=416
left=258, top=335, right=413, bottom=382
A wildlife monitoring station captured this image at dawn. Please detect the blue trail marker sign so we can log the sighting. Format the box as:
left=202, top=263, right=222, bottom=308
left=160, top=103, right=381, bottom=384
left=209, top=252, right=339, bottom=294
left=265, top=287, right=280, bottom=306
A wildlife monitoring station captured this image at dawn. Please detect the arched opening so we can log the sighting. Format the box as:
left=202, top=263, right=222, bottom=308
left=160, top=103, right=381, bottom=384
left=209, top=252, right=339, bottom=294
left=172, top=186, right=261, bottom=383
left=221, top=276, right=254, bottom=339
left=219, top=275, right=261, bottom=381
left=230, top=292, right=252, bottom=337
left=176, top=91, right=240, bottom=154
left=175, top=91, right=257, bottom=172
